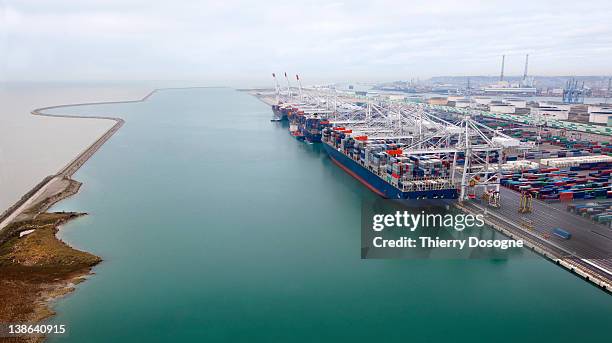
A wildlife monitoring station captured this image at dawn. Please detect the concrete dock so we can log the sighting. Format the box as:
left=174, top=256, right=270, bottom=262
left=458, top=188, right=612, bottom=292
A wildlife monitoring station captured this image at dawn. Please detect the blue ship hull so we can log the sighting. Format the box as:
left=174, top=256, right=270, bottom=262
left=322, top=142, right=458, bottom=201
left=272, top=105, right=288, bottom=121
left=304, top=132, right=322, bottom=143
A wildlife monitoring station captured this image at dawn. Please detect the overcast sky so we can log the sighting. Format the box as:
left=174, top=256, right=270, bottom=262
left=1, top=0, right=612, bottom=86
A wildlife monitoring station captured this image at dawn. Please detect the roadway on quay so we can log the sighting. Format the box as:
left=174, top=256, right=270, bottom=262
left=468, top=187, right=612, bottom=277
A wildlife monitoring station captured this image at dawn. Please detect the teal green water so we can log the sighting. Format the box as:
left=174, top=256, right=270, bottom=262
left=46, top=88, right=611, bottom=342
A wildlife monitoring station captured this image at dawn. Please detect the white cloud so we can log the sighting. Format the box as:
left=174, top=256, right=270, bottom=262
left=1, top=0, right=612, bottom=86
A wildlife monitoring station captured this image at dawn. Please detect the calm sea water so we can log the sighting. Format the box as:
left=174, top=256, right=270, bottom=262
left=46, top=88, right=611, bottom=342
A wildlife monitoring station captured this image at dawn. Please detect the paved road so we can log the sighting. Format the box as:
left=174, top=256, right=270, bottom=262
left=499, top=188, right=612, bottom=257
left=473, top=187, right=612, bottom=274
left=0, top=176, right=62, bottom=230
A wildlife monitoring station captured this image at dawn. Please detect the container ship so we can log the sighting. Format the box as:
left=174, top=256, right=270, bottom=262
left=302, top=116, right=331, bottom=143
left=321, top=127, right=459, bottom=200
left=271, top=103, right=294, bottom=121
left=287, top=107, right=332, bottom=143
left=264, top=80, right=612, bottom=290
left=271, top=104, right=282, bottom=121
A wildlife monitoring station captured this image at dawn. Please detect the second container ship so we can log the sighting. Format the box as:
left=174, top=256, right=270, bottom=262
left=321, top=127, right=459, bottom=200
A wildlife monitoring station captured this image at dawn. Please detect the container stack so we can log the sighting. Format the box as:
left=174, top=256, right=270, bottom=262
left=501, top=165, right=612, bottom=201
left=567, top=201, right=612, bottom=227
left=365, top=144, right=385, bottom=172
left=387, top=156, right=415, bottom=186
left=540, top=155, right=612, bottom=168
left=323, top=128, right=455, bottom=194
left=499, top=160, right=539, bottom=172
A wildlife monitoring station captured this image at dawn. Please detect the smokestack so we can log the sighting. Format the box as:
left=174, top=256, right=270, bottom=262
left=500, top=55, right=505, bottom=82
left=523, top=54, right=529, bottom=80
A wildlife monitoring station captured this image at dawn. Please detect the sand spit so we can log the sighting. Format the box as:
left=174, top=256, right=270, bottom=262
left=0, top=88, right=159, bottom=228
left=0, top=84, right=155, bottom=213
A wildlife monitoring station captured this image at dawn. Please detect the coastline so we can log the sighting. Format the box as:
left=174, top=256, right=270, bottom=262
left=0, top=85, right=156, bottom=213
left=0, top=88, right=160, bottom=342
left=0, top=89, right=161, bottom=229
left=0, top=86, right=221, bottom=341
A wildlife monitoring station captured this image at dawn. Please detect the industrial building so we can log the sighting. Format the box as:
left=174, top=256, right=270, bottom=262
left=489, top=103, right=516, bottom=114
left=531, top=106, right=570, bottom=120
left=504, top=98, right=527, bottom=108
left=482, top=55, right=537, bottom=95
left=427, top=97, right=448, bottom=105
left=473, top=96, right=493, bottom=105
left=589, top=110, right=612, bottom=124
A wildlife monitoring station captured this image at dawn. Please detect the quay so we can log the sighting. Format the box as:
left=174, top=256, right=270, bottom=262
left=457, top=188, right=612, bottom=292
